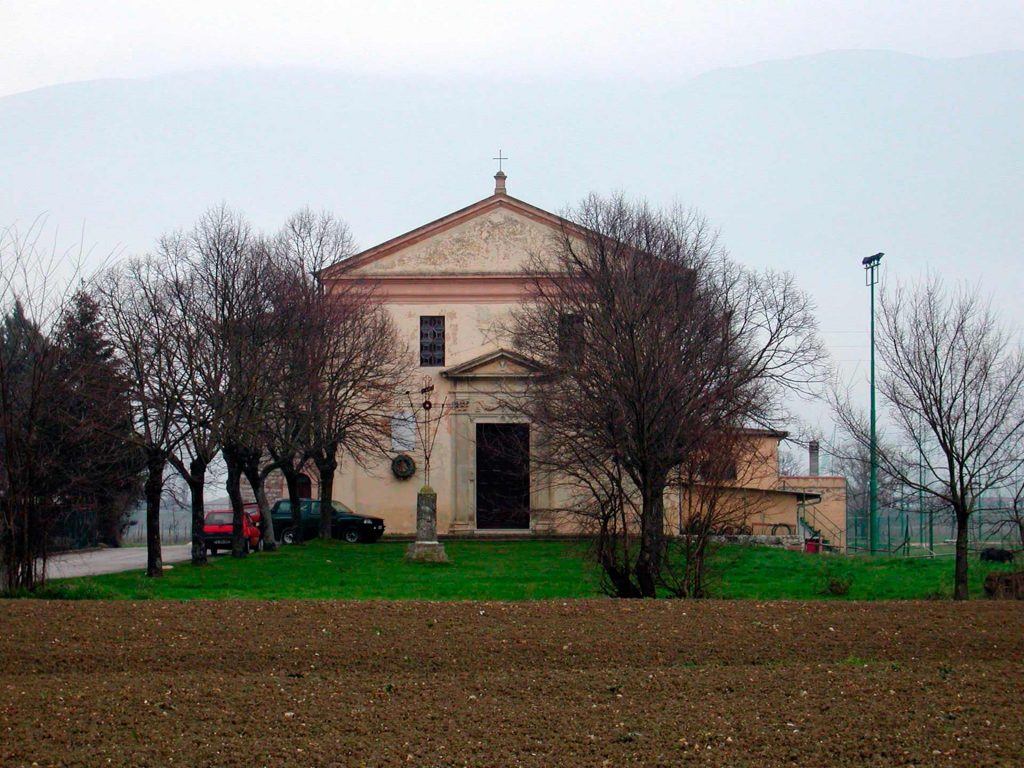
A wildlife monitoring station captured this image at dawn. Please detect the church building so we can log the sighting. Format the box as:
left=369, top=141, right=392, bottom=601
left=318, top=172, right=847, bottom=548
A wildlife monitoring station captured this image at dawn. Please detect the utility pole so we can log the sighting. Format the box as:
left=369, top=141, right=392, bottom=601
left=863, top=252, right=884, bottom=555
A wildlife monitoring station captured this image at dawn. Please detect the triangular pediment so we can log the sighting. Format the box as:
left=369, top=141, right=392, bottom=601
left=320, top=194, right=580, bottom=280
left=441, top=349, right=542, bottom=380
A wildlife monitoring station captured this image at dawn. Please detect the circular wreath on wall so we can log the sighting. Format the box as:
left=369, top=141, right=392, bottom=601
left=391, top=454, right=417, bottom=480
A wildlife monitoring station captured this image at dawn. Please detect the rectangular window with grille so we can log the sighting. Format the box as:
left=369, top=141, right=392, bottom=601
left=557, top=313, right=584, bottom=359
left=419, top=315, right=445, bottom=366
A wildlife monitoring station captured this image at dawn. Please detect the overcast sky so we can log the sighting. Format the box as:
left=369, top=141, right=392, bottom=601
left=4, top=0, right=1023, bottom=97
left=3, top=1, right=1023, bottom=459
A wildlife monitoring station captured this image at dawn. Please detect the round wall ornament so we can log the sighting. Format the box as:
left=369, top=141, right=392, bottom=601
left=391, top=453, right=417, bottom=479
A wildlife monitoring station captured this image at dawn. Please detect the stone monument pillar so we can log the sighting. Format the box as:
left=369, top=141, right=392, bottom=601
left=406, top=485, right=448, bottom=562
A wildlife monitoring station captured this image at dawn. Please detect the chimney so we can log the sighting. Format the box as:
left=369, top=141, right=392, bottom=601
left=494, top=170, right=507, bottom=195
left=808, top=440, right=820, bottom=476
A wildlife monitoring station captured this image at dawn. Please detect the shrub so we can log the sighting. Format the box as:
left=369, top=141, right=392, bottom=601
left=817, top=561, right=854, bottom=596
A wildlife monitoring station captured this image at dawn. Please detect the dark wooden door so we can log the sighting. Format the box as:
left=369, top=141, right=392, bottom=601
left=475, top=423, right=530, bottom=529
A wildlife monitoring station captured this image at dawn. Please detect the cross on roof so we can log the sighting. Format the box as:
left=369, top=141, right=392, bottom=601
left=492, top=150, right=508, bottom=172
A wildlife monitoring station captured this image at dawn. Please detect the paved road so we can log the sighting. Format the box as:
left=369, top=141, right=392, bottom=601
left=48, top=544, right=193, bottom=579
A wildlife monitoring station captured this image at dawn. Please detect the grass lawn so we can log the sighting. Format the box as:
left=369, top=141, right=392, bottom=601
left=36, top=538, right=1017, bottom=601
left=45, top=540, right=600, bottom=601
left=709, top=545, right=1014, bottom=599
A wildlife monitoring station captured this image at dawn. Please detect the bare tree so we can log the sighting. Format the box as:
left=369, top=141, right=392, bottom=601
left=260, top=229, right=322, bottom=543
left=833, top=275, right=1024, bottom=599
left=777, top=444, right=803, bottom=477
left=273, top=209, right=408, bottom=539
left=260, top=210, right=351, bottom=542
left=179, top=206, right=279, bottom=558
left=158, top=231, right=232, bottom=564
left=828, top=437, right=909, bottom=551
left=99, top=257, right=185, bottom=577
left=231, top=238, right=298, bottom=554
left=992, top=475, right=1024, bottom=549
left=507, top=195, right=825, bottom=597
left=307, top=291, right=408, bottom=538
left=666, top=430, right=775, bottom=597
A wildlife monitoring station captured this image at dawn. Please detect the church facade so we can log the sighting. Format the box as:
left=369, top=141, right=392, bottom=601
left=319, top=173, right=847, bottom=547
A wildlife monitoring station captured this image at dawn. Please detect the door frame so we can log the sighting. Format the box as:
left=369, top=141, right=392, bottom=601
left=474, top=421, right=531, bottom=530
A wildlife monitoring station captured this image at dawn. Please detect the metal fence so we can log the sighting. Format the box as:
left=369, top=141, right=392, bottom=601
left=122, top=500, right=193, bottom=545
left=847, top=503, right=1019, bottom=557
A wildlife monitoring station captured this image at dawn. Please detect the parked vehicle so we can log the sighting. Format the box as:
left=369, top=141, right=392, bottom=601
left=203, top=505, right=262, bottom=555
left=269, top=499, right=385, bottom=544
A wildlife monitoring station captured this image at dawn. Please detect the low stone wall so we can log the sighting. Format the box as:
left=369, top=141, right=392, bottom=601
left=710, top=534, right=804, bottom=549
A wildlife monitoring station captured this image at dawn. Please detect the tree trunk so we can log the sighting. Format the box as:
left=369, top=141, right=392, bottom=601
left=223, top=446, right=248, bottom=558
left=595, top=512, right=642, bottom=598
left=188, top=457, right=208, bottom=566
left=634, top=481, right=667, bottom=598
left=97, top=494, right=123, bottom=548
left=316, top=450, right=338, bottom=540
left=1, top=495, right=41, bottom=592
left=144, top=451, right=165, bottom=578
left=282, top=467, right=304, bottom=545
left=598, top=545, right=642, bottom=598
left=953, top=510, right=970, bottom=600
left=242, top=453, right=277, bottom=552
left=689, top=534, right=709, bottom=599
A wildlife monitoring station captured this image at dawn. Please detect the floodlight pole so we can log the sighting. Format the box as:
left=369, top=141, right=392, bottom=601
left=863, top=252, right=884, bottom=555
left=918, top=412, right=927, bottom=555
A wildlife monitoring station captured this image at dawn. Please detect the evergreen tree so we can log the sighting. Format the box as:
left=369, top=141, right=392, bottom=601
left=52, top=289, right=143, bottom=546
left=0, top=301, right=63, bottom=588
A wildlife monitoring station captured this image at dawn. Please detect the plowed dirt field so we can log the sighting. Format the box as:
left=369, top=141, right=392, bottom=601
left=1, top=600, right=1021, bottom=767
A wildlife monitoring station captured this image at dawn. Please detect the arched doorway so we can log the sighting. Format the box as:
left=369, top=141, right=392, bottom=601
left=296, top=473, right=312, bottom=500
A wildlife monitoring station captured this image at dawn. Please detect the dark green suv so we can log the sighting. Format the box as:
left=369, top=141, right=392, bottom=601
left=270, top=499, right=385, bottom=544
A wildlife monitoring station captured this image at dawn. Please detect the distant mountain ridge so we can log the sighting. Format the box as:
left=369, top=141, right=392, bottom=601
left=2, top=50, right=1022, bottom=419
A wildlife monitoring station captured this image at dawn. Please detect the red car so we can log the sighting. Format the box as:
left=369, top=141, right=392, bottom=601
left=203, top=504, right=263, bottom=555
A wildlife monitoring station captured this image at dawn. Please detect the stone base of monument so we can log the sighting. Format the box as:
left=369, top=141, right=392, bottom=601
left=405, top=486, right=448, bottom=562
left=405, top=540, right=449, bottom=562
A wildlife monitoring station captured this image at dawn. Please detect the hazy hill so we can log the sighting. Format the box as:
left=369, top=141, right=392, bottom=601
left=2, top=50, right=1022, bottom=433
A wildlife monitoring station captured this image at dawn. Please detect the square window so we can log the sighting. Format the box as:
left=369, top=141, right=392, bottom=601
left=420, top=316, right=445, bottom=366
left=557, top=313, right=585, bottom=358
